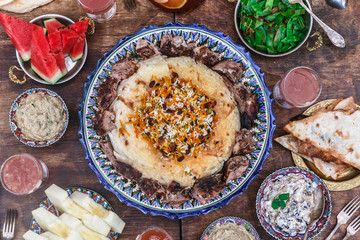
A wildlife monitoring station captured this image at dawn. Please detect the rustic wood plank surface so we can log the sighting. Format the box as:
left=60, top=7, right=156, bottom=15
left=0, top=0, right=359, bottom=239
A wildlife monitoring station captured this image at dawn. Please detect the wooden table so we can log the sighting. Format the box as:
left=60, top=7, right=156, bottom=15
left=0, top=0, right=359, bottom=239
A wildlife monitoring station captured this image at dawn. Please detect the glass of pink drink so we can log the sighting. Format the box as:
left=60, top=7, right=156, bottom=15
left=273, top=66, right=322, bottom=109
left=0, top=154, right=48, bottom=195
left=77, top=0, right=117, bottom=23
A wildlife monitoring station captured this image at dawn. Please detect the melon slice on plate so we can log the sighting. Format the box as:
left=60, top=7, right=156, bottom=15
left=70, top=37, right=85, bottom=61
left=0, top=12, right=44, bottom=61
left=47, top=31, right=67, bottom=75
left=31, top=28, right=62, bottom=84
left=44, top=18, right=65, bottom=34
left=61, top=28, right=80, bottom=56
left=69, top=20, right=89, bottom=37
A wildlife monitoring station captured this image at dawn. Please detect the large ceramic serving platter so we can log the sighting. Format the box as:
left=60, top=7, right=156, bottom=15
left=79, top=22, right=275, bottom=218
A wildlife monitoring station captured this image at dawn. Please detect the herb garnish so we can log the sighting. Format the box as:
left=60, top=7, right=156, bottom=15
left=272, top=193, right=290, bottom=209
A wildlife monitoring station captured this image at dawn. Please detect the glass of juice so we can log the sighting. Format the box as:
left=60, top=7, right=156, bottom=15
left=0, top=154, right=49, bottom=195
left=77, top=0, right=117, bottom=23
left=273, top=66, right=322, bottom=109
left=149, top=0, right=204, bottom=12
left=136, top=227, right=173, bottom=240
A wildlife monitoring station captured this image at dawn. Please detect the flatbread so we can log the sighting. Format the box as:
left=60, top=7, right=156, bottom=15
left=108, top=56, right=240, bottom=187
left=284, top=97, right=360, bottom=170
left=275, top=134, right=351, bottom=179
left=0, top=0, right=53, bottom=13
left=0, top=0, right=14, bottom=7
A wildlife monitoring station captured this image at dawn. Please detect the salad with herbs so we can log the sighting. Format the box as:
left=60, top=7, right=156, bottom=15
left=239, top=0, right=309, bottom=54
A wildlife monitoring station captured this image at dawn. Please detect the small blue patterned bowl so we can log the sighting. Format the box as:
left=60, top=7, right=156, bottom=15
left=9, top=88, right=69, bottom=147
left=256, top=167, right=332, bottom=240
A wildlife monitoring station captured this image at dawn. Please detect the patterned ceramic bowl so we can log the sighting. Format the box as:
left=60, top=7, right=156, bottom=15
left=29, top=187, right=120, bottom=240
left=201, top=216, right=260, bottom=240
left=234, top=0, right=313, bottom=57
left=79, top=22, right=276, bottom=218
left=16, top=14, right=88, bottom=85
left=256, top=167, right=332, bottom=240
left=9, top=88, right=69, bottom=147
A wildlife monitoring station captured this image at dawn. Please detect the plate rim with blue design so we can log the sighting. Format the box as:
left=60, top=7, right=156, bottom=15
left=29, top=186, right=120, bottom=239
left=78, top=22, right=276, bottom=219
left=256, top=166, right=332, bottom=240
left=200, top=216, right=260, bottom=240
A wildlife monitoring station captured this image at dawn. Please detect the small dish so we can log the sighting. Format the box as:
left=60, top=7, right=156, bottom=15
left=9, top=88, right=69, bottom=147
left=201, top=216, right=260, bottom=240
left=256, top=167, right=331, bottom=240
left=292, top=99, right=360, bottom=191
left=29, top=187, right=120, bottom=240
left=16, top=14, right=88, bottom=85
left=136, top=226, right=173, bottom=240
left=234, top=0, right=313, bottom=57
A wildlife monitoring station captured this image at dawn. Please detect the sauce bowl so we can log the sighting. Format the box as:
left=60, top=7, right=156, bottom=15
left=9, top=88, right=69, bottom=147
left=256, top=167, right=331, bottom=240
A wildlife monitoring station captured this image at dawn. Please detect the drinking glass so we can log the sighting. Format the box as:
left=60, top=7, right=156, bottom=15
left=273, top=66, right=322, bottom=109
left=0, top=154, right=49, bottom=195
left=77, top=0, right=117, bottom=23
left=149, top=0, right=204, bottom=12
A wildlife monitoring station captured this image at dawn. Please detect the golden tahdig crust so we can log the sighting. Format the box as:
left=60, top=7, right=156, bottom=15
left=108, top=56, right=240, bottom=188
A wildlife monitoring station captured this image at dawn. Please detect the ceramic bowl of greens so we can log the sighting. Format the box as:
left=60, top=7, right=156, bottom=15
left=234, top=0, right=313, bottom=57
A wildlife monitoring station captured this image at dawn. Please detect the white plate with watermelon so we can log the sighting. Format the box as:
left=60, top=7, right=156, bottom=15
left=0, top=13, right=88, bottom=85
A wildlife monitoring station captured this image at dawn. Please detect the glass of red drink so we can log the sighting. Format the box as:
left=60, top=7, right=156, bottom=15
left=273, top=66, right=322, bottom=109
left=136, top=227, right=173, bottom=240
left=0, top=154, right=48, bottom=195
left=77, top=0, right=116, bottom=23
left=149, top=0, right=204, bottom=12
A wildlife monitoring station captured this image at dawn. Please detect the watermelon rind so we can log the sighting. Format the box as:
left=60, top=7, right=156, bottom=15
left=44, top=18, right=65, bottom=34
left=31, top=63, right=63, bottom=84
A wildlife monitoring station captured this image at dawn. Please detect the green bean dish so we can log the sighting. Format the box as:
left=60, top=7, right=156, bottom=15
left=239, top=0, right=309, bottom=54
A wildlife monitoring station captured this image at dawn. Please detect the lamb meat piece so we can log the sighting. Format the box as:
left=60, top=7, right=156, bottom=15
left=92, top=111, right=116, bottom=136
left=232, top=129, right=256, bottom=155
left=135, top=39, right=161, bottom=60
left=159, top=35, right=191, bottom=57
left=212, top=60, right=244, bottom=83
left=224, top=156, right=249, bottom=184
left=110, top=58, right=138, bottom=81
left=191, top=46, right=221, bottom=67
left=232, top=82, right=258, bottom=128
left=99, top=139, right=117, bottom=165
left=138, top=178, right=165, bottom=200
left=191, top=174, right=224, bottom=204
left=112, top=161, right=142, bottom=180
left=97, top=77, right=118, bottom=112
left=162, top=181, right=191, bottom=207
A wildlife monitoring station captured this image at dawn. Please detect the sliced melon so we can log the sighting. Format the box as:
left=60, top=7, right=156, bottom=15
left=44, top=18, right=65, bottom=34
left=69, top=20, right=89, bottom=38
left=70, top=37, right=85, bottom=61
left=47, top=32, right=67, bottom=75
left=70, top=191, right=125, bottom=233
left=61, top=28, right=79, bottom=56
left=41, top=232, right=65, bottom=240
left=31, top=28, right=62, bottom=84
left=23, top=230, right=48, bottom=240
left=0, top=12, right=43, bottom=61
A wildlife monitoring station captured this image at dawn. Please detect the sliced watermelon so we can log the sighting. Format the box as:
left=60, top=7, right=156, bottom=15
left=0, top=12, right=44, bottom=61
left=70, top=37, right=85, bottom=61
left=44, top=18, right=65, bottom=34
left=47, top=32, right=67, bottom=75
left=31, top=28, right=62, bottom=84
left=61, top=28, right=80, bottom=56
left=69, top=20, right=89, bottom=38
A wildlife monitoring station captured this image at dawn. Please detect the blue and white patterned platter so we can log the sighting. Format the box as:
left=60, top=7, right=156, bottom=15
left=79, top=22, right=276, bottom=218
